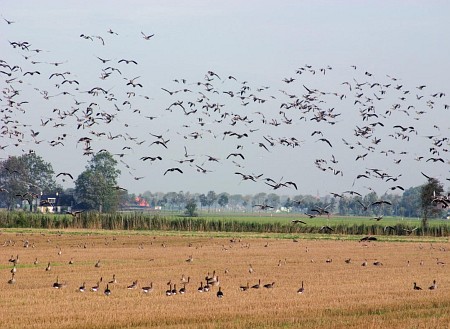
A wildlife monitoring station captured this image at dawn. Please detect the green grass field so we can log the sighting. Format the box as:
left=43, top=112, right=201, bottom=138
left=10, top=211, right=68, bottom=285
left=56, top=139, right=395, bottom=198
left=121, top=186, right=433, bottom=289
left=1, top=210, right=449, bottom=237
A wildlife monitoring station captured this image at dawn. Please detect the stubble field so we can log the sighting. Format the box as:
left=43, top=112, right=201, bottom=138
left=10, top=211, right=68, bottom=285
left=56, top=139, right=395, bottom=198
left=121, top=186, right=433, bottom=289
left=0, top=229, right=449, bottom=329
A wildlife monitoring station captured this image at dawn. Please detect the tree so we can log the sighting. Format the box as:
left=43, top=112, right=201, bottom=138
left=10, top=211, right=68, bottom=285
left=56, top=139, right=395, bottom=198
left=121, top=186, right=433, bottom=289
left=177, top=191, right=187, bottom=211
left=217, top=193, right=229, bottom=209
left=185, top=198, right=198, bottom=217
left=266, top=193, right=280, bottom=209
left=74, top=151, right=120, bottom=212
left=198, top=193, right=208, bottom=211
left=0, top=153, right=58, bottom=210
left=421, top=178, right=444, bottom=228
left=252, top=192, right=267, bottom=210
left=163, top=192, right=178, bottom=211
left=228, top=194, right=244, bottom=211
left=206, top=190, right=217, bottom=212
left=399, top=186, right=421, bottom=217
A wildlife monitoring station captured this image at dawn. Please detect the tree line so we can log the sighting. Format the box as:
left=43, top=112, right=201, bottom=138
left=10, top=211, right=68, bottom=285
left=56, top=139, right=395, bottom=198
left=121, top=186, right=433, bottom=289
left=0, top=152, right=447, bottom=224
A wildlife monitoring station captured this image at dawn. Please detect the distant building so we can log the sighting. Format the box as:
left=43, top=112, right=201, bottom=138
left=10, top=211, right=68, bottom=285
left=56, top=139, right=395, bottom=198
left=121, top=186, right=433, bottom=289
left=39, top=193, right=75, bottom=213
left=135, top=196, right=150, bottom=207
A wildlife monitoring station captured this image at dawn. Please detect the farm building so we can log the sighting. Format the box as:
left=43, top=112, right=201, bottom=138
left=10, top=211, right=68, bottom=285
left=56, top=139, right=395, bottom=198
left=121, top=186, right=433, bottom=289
left=39, top=193, right=75, bottom=213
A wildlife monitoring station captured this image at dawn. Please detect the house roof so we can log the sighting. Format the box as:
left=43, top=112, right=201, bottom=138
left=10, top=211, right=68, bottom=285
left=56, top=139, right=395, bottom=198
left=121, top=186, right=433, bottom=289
left=40, top=194, right=74, bottom=207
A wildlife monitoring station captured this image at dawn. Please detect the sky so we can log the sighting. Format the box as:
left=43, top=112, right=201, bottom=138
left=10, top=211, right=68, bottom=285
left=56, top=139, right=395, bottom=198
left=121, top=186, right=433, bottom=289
left=1, top=0, right=449, bottom=197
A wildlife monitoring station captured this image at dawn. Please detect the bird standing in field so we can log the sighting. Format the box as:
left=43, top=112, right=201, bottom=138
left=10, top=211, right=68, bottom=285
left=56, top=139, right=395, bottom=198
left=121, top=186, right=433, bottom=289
left=142, top=282, right=153, bottom=294
left=91, top=281, right=100, bottom=292
left=53, top=276, right=64, bottom=289
left=428, top=280, right=437, bottom=290
left=263, top=281, right=275, bottom=289
left=240, top=282, right=250, bottom=291
left=127, top=280, right=138, bottom=289
left=104, top=284, right=111, bottom=296
left=108, top=274, right=117, bottom=284
left=8, top=273, right=16, bottom=284
left=251, top=279, right=261, bottom=289
left=217, top=286, right=224, bottom=298
left=297, top=281, right=305, bottom=294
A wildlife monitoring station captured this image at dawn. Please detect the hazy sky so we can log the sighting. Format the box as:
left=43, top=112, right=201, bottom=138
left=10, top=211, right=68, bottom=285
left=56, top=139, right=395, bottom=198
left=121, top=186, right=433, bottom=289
left=1, top=1, right=449, bottom=197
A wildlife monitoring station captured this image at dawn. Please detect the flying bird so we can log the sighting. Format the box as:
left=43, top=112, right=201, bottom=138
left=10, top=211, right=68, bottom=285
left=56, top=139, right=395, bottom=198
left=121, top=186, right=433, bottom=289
left=118, top=59, right=138, bottom=65
left=141, top=32, right=155, bottom=40
left=371, top=200, right=392, bottom=206
left=56, top=172, right=73, bottom=180
left=317, top=138, right=333, bottom=148
left=291, top=219, right=307, bottom=224
left=164, top=167, right=183, bottom=175
left=226, top=153, right=245, bottom=160
left=66, top=210, right=84, bottom=217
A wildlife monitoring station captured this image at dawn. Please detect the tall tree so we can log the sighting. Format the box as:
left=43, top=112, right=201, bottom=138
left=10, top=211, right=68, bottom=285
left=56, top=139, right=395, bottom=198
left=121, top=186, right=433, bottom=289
left=421, top=178, right=444, bottom=228
left=266, top=193, right=280, bottom=209
left=206, top=190, right=217, bottom=212
left=74, top=151, right=120, bottom=212
left=164, top=192, right=179, bottom=211
left=185, top=198, right=198, bottom=217
left=399, top=186, right=421, bottom=218
left=252, top=192, right=267, bottom=209
left=217, top=193, right=229, bottom=209
left=198, top=193, right=208, bottom=211
left=228, top=194, right=244, bottom=211
left=0, top=153, right=58, bottom=210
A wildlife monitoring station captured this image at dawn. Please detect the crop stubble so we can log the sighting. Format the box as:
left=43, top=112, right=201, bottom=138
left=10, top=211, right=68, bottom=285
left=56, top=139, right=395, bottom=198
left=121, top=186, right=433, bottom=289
left=0, top=230, right=449, bottom=328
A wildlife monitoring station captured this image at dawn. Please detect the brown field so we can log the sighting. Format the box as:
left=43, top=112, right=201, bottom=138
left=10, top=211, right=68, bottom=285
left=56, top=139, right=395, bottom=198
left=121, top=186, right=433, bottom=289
left=0, top=229, right=449, bottom=329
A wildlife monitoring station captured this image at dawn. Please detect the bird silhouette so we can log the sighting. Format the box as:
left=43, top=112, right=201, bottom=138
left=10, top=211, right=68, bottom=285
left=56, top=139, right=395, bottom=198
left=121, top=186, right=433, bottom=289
left=164, top=167, right=183, bottom=175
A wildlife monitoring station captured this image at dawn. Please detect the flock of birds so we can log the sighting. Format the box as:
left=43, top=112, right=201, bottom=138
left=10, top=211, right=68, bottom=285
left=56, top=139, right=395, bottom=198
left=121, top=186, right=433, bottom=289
left=0, top=15, right=448, bottom=201
left=3, top=234, right=314, bottom=299
left=3, top=232, right=444, bottom=301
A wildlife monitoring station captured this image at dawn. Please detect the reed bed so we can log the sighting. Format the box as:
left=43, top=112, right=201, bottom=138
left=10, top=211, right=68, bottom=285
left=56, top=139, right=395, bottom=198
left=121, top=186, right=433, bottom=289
left=0, top=230, right=449, bottom=328
left=0, top=210, right=449, bottom=237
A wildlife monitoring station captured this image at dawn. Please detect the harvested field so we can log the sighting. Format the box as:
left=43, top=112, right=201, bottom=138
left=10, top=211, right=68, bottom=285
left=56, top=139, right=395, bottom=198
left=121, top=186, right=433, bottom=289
left=0, top=229, right=449, bottom=328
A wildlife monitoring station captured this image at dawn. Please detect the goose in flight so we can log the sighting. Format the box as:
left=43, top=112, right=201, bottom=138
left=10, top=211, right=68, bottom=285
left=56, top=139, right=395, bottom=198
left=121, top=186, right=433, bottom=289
left=164, top=167, right=183, bottom=175
left=319, top=226, right=333, bottom=233
left=253, top=204, right=274, bottom=210
left=359, top=236, right=377, bottom=242
left=3, top=17, right=15, bottom=24
left=403, top=227, right=418, bottom=235
left=371, top=200, right=392, bottom=206
left=141, top=32, right=155, bottom=40
left=311, top=204, right=331, bottom=215
left=66, top=210, right=83, bottom=217
left=356, top=200, right=370, bottom=211
left=56, top=172, right=73, bottom=180
left=118, top=59, right=138, bottom=65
